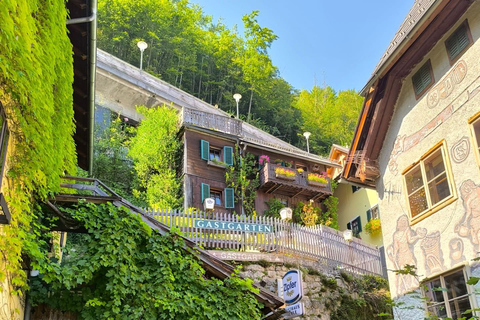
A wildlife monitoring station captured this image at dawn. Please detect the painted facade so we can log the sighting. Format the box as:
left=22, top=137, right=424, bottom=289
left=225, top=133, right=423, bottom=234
left=344, top=0, right=480, bottom=318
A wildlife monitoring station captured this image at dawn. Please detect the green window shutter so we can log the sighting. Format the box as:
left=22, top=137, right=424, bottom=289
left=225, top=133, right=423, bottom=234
left=446, top=23, right=469, bottom=60
left=224, top=188, right=235, bottom=208
left=200, top=140, right=209, bottom=160
left=412, top=62, right=432, bottom=95
left=224, top=146, right=233, bottom=166
left=201, top=183, right=210, bottom=202
left=357, top=216, right=362, bottom=232
left=366, top=209, right=372, bottom=222
left=347, top=222, right=351, bottom=230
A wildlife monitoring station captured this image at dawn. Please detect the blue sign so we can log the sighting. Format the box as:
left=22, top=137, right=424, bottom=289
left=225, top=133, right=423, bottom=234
left=283, top=270, right=303, bottom=305
left=194, top=219, right=273, bottom=233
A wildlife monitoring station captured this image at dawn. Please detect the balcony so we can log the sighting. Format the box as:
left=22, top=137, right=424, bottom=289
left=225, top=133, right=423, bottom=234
left=259, top=163, right=332, bottom=200
left=181, top=108, right=242, bottom=136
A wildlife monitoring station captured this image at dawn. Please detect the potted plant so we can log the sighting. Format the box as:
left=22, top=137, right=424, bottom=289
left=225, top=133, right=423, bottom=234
left=259, top=155, right=270, bottom=166
left=275, top=166, right=296, bottom=180
left=307, top=172, right=328, bottom=187
left=285, top=160, right=293, bottom=168
left=274, top=159, right=283, bottom=166
left=365, top=218, right=382, bottom=236
left=296, top=168, right=304, bottom=174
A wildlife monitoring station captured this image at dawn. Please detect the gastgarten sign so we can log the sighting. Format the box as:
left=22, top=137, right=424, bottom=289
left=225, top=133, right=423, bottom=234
left=282, top=269, right=303, bottom=305
left=194, top=219, right=273, bottom=233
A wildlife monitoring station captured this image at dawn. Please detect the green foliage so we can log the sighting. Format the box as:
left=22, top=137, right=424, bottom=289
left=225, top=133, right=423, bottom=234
left=0, top=0, right=75, bottom=291
left=92, top=115, right=143, bottom=205
left=263, top=198, right=285, bottom=218
left=128, top=105, right=182, bottom=209
left=225, top=149, right=259, bottom=216
left=329, top=274, right=391, bottom=320
left=293, top=86, right=363, bottom=155
left=28, top=202, right=263, bottom=319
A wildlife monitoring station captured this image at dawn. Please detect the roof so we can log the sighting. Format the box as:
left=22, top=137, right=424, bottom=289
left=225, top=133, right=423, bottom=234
left=361, top=0, right=438, bottom=95
left=67, top=0, right=97, bottom=171
left=97, top=49, right=341, bottom=169
left=344, top=0, right=473, bottom=186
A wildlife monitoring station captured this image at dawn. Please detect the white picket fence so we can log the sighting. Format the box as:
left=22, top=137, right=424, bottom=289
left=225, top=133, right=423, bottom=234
left=144, top=209, right=383, bottom=276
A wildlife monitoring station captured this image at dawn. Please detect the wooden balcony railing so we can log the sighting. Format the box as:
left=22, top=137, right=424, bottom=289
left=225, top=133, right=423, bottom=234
left=259, top=163, right=332, bottom=194
left=181, top=108, right=242, bottom=136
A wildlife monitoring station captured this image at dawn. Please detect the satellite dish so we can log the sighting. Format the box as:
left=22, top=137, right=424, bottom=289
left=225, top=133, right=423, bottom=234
left=279, top=207, right=292, bottom=220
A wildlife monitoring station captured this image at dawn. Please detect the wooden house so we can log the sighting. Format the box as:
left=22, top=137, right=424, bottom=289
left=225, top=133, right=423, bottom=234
left=344, top=0, right=480, bottom=318
left=96, top=50, right=341, bottom=216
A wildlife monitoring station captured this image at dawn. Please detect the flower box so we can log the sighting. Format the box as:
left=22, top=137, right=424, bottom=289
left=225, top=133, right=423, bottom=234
left=276, top=173, right=296, bottom=181
left=307, top=180, right=328, bottom=187
left=207, top=160, right=226, bottom=169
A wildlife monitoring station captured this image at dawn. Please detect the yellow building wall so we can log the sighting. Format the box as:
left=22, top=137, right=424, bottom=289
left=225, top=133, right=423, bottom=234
left=335, top=182, right=383, bottom=247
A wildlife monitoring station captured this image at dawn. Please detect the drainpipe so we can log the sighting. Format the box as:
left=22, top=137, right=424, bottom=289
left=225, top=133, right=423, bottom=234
left=67, top=0, right=97, bottom=175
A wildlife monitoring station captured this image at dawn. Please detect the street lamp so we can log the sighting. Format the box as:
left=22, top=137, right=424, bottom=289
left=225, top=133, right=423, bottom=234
left=137, top=41, right=148, bottom=70
left=233, top=93, right=242, bottom=119
left=303, top=131, right=311, bottom=153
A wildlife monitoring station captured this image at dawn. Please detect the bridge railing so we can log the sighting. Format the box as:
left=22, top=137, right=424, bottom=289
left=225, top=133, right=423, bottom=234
left=145, top=208, right=383, bottom=276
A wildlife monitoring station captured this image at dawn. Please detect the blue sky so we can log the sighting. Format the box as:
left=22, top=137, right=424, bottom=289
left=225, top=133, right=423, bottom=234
left=192, top=0, right=413, bottom=92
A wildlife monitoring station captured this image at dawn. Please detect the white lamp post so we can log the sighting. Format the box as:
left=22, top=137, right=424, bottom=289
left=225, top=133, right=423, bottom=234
left=137, top=41, right=148, bottom=70
left=233, top=93, right=242, bottom=119
left=303, top=131, right=311, bottom=153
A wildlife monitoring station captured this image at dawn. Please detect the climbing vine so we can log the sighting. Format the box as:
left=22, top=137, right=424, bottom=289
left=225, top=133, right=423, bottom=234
left=0, top=0, right=75, bottom=292
left=225, top=148, right=259, bottom=216
left=28, top=202, right=263, bottom=320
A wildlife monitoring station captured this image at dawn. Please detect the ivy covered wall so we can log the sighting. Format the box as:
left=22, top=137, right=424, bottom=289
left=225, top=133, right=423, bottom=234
left=0, top=0, right=76, bottom=314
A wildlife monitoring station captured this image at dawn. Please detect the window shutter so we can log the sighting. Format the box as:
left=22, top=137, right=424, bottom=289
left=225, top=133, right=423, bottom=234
left=446, top=23, right=469, bottom=60
left=347, top=222, right=351, bottom=230
left=200, top=140, right=209, bottom=160
left=201, top=183, right=210, bottom=202
left=367, top=209, right=372, bottom=222
left=412, top=62, right=432, bottom=95
left=356, top=216, right=362, bottom=232
left=223, top=146, right=233, bottom=166
left=224, top=187, right=235, bottom=208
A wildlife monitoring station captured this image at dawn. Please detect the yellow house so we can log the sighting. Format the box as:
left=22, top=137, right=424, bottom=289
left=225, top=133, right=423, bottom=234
left=329, top=144, right=382, bottom=247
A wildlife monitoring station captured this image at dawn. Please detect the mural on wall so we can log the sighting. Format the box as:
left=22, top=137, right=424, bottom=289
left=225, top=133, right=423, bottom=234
left=427, top=60, right=467, bottom=109
left=420, top=231, right=445, bottom=276
left=383, top=180, right=403, bottom=204
left=455, top=180, right=480, bottom=252
left=388, top=105, right=454, bottom=175
left=449, top=238, right=465, bottom=266
left=451, top=136, right=470, bottom=163
left=387, top=215, right=427, bottom=296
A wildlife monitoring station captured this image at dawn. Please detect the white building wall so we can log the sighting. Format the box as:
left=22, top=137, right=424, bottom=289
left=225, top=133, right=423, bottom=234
left=375, top=1, right=480, bottom=314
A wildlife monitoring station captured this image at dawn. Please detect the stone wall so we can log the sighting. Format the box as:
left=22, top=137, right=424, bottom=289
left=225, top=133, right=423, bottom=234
left=238, top=262, right=390, bottom=320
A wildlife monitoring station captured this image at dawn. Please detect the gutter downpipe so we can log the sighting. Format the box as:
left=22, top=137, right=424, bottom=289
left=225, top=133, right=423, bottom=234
left=66, top=0, right=97, bottom=175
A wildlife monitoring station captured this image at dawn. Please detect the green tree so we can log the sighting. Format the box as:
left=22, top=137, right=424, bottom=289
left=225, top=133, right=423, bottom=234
left=92, top=115, right=140, bottom=204
left=293, top=86, right=363, bottom=155
left=128, top=105, right=182, bottom=209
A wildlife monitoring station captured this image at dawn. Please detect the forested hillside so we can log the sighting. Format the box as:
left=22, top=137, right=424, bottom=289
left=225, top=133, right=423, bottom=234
left=97, top=0, right=363, bottom=154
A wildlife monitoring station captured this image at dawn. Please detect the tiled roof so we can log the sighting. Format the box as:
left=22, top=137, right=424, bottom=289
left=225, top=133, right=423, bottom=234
left=364, top=0, right=437, bottom=91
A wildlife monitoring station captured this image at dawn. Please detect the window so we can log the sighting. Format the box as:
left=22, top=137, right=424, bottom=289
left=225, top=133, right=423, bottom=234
left=200, top=183, right=234, bottom=209
left=412, top=60, right=434, bottom=98
left=209, top=148, right=221, bottom=161
left=347, top=216, right=362, bottom=236
left=352, top=185, right=361, bottom=193
left=403, top=142, right=454, bottom=220
left=445, top=20, right=472, bottom=64
left=470, top=114, right=480, bottom=168
left=200, top=140, right=233, bottom=166
left=367, top=204, right=379, bottom=221
left=210, top=190, right=222, bottom=206
left=423, top=269, right=473, bottom=319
